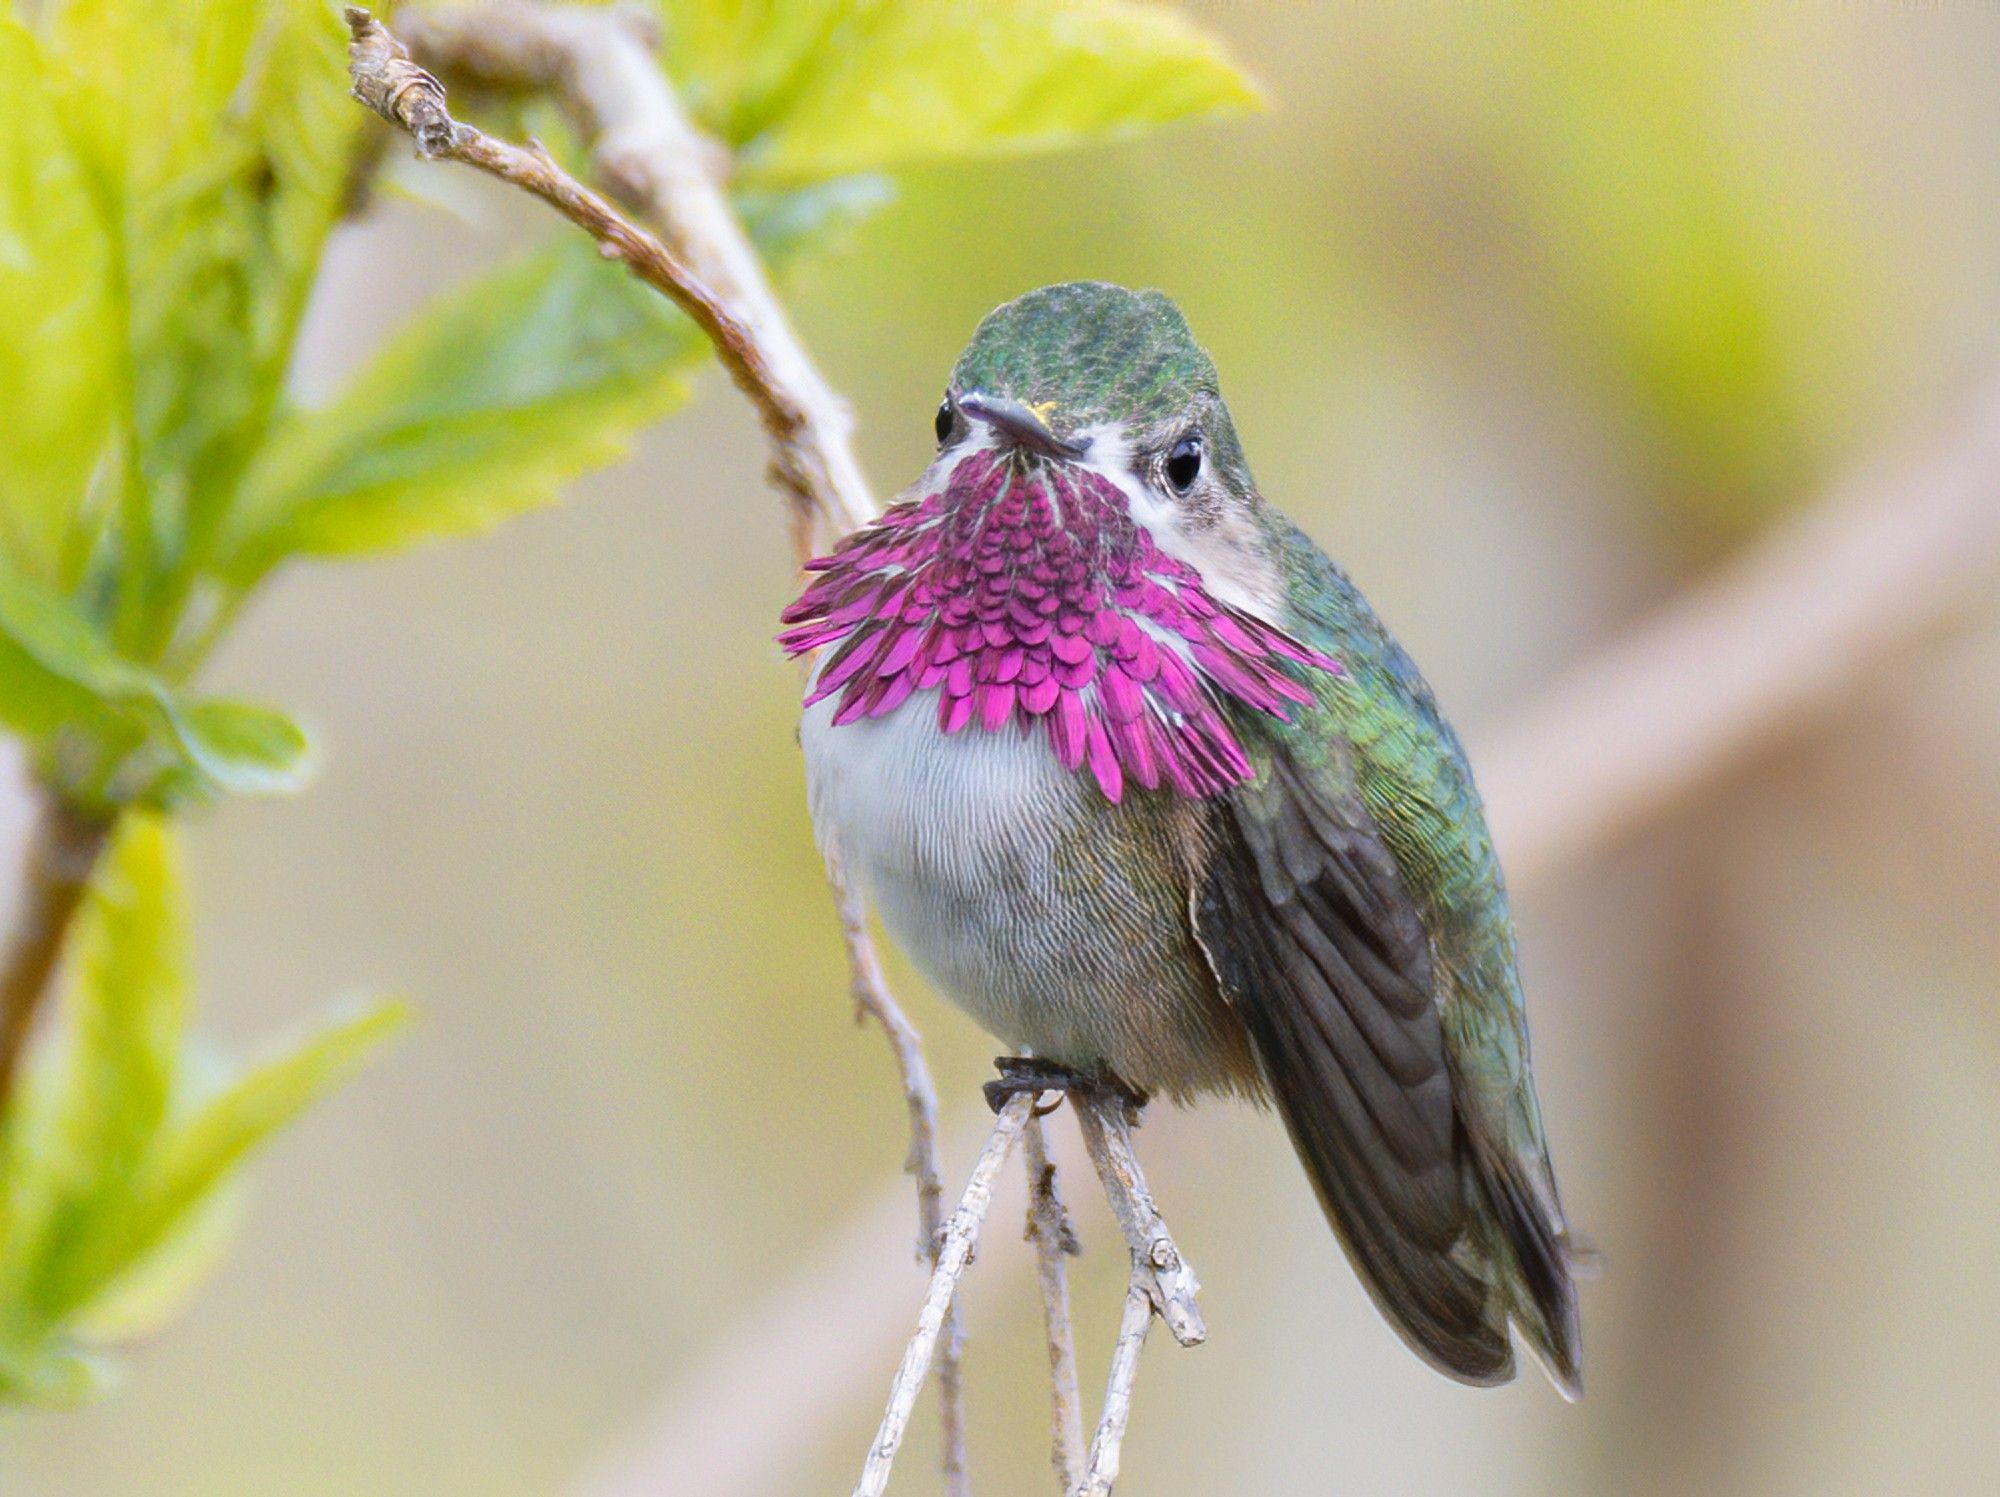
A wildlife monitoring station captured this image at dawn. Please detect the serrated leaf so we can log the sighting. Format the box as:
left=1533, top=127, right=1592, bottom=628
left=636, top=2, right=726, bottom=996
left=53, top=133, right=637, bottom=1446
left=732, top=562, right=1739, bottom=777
left=666, top=0, right=1265, bottom=185
left=5, top=818, right=187, bottom=1326
left=108, top=997, right=409, bottom=1287
left=0, top=18, right=120, bottom=587
left=222, top=239, right=707, bottom=576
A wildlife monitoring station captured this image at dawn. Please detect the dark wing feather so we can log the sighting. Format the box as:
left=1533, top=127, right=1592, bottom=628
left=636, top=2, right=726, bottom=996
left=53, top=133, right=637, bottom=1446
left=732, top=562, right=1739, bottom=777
left=1197, top=747, right=1515, bottom=1385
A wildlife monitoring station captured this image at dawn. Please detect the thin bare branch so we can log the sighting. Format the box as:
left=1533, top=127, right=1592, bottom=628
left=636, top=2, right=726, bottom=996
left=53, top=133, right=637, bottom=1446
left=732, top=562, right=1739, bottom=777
left=0, top=790, right=111, bottom=1111
left=1077, top=1273, right=1157, bottom=1497
left=1023, top=1111, right=1085, bottom=1492
left=346, top=7, right=835, bottom=531
left=856, top=1093, right=1042, bottom=1497
left=383, top=1, right=876, bottom=556
left=1073, top=1094, right=1205, bottom=1348
left=830, top=848, right=969, bottom=1493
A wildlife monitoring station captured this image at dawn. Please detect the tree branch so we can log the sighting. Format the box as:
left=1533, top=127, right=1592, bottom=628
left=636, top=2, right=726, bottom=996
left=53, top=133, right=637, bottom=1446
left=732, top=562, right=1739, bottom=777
left=360, top=1, right=875, bottom=557
left=830, top=849, right=969, bottom=1493
left=1072, top=1094, right=1204, bottom=1348
left=1022, top=1111, right=1085, bottom=1493
left=1077, top=1273, right=1156, bottom=1497
left=0, top=790, right=111, bottom=1112
left=855, top=1092, right=1042, bottom=1497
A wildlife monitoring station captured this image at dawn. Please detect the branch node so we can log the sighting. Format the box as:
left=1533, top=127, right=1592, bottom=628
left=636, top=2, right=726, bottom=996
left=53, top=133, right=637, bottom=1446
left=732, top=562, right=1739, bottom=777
left=344, top=8, right=458, bottom=159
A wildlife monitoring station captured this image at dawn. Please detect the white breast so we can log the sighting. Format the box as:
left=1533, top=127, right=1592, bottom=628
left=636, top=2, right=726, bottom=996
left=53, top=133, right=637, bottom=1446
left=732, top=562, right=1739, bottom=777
left=802, top=689, right=1084, bottom=1043
left=799, top=683, right=1247, bottom=1093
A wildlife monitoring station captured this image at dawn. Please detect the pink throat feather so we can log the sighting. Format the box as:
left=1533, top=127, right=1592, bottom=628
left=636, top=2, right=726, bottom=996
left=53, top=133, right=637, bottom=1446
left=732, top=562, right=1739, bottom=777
left=779, top=448, right=1340, bottom=803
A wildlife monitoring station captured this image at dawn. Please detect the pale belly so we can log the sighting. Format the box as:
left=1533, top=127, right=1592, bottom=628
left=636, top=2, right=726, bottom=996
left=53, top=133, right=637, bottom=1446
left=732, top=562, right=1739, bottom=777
left=800, top=690, right=1254, bottom=1097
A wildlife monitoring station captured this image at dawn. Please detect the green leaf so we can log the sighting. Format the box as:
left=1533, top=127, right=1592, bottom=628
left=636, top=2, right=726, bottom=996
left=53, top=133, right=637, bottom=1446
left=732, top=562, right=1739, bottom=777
left=0, top=18, right=120, bottom=588
left=0, top=1337, right=112, bottom=1407
left=4, top=818, right=188, bottom=1327
left=0, top=558, right=309, bottom=806
left=42, top=0, right=364, bottom=641
left=109, top=998, right=409, bottom=1289
left=222, top=238, right=708, bottom=576
left=167, top=699, right=314, bottom=800
left=735, top=173, right=895, bottom=260
left=69, top=1172, right=242, bottom=1341
left=664, top=0, right=1265, bottom=185
left=0, top=554, right=171, bottom=747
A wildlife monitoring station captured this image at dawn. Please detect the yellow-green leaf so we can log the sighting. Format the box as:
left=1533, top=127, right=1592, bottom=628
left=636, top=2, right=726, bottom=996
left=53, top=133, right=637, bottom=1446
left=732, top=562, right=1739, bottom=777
left=0, top=558, right=310, bottom=806
left=168, top=700, right=314, bottom=800
left=5, top=818, right=187, bottom=1326
left=0, top=18, right=119, bottom=586
left=665, top=0, right=1265, bottom=185
left=222, top=240, right=707, bottom=576
left=0, top=554, right=169, bottom=745
left=112, top=998, right=409, bottom=1284
left=41, top=0, right=364, bottom=611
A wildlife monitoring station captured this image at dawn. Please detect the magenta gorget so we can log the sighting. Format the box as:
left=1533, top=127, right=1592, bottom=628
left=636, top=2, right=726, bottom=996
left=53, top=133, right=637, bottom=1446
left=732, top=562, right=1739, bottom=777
left=779, top=448, right=1341, bottom=803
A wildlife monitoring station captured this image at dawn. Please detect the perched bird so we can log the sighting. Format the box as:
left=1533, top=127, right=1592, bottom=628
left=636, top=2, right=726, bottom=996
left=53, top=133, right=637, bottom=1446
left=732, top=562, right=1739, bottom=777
left=781, top=283, right=1581, bottom=1395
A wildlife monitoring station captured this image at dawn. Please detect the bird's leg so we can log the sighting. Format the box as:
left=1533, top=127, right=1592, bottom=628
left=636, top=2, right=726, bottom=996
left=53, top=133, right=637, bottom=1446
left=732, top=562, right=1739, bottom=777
left=984, top=1056, right=1148, bottom=1115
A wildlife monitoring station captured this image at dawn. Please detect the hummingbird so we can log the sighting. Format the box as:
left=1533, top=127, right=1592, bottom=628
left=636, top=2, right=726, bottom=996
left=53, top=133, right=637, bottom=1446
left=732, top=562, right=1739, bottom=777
left=781, top=282, right=1582, bottom=1395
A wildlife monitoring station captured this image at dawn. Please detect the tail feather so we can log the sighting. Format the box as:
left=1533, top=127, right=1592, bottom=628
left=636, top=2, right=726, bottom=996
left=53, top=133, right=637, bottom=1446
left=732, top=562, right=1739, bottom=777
left=1468, top=1133, right=1584, bottom=1399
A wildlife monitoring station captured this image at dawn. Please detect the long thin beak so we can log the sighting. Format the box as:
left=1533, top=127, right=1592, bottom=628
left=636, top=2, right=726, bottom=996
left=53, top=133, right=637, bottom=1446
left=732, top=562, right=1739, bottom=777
left=955, top=391, right=1087, bottom=460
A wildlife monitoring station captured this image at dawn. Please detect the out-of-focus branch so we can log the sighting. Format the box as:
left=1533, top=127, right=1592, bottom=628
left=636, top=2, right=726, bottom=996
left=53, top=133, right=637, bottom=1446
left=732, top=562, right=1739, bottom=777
left=0, top=790, right=111, bottom=1111
left=1480, top=373, right=2000, bottom=887
left=1023, top=1112, right=1085, bottom=1493
left=578, top=371, right=2000, bottom=1496
left=855, top=1092, right=1041, bottom=1497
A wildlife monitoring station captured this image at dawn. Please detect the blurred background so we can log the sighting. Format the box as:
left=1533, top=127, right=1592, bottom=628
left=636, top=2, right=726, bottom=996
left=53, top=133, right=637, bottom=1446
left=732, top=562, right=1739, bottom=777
left=7, top=3, right=2000, bottom=1493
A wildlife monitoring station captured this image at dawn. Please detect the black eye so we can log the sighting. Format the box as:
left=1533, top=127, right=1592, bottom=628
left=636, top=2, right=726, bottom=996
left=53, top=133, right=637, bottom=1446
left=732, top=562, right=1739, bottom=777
left=1164, top=435, right=1203, bottom=492
left=934, top=398, right=954, bottom=447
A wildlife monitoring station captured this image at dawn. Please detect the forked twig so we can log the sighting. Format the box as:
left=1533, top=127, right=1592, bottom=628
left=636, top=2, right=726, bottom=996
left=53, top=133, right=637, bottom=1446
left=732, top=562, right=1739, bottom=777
left=1073, top=1093, right=1205, bottom=1348
left=855, top=1092, right=1043, bottom=1497
left=345, top=5, right=872, bottom=554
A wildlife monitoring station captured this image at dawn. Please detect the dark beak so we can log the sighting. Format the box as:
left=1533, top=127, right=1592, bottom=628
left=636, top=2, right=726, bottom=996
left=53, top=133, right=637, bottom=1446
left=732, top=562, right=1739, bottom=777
left=955, top=391, right=1087, bottom=460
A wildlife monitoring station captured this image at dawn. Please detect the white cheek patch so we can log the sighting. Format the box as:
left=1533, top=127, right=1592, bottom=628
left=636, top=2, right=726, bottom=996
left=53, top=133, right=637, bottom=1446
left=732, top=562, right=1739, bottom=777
left=1072, top=424, right=1284, bottom=628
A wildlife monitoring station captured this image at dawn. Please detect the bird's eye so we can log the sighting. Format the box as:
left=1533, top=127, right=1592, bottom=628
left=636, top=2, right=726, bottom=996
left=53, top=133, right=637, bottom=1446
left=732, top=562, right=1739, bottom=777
left=1164, top=435, right=1203, bottom=493
left=934, top=398, right=954, bottom=448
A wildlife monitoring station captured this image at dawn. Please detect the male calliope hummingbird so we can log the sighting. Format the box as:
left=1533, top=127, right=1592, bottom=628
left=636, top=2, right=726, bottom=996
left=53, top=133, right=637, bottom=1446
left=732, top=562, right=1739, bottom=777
left=780, top=283, right=1582, bottom=1395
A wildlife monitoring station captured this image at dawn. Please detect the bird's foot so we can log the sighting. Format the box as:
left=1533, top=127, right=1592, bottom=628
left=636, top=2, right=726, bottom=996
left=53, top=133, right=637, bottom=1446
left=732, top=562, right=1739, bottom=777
left=983, top=1056, right=1148, bottom=1116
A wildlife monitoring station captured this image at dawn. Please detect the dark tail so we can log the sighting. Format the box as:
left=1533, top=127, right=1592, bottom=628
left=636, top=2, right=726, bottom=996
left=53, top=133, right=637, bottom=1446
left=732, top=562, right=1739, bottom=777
left=1249, top=1002, right=1583, bottom=1393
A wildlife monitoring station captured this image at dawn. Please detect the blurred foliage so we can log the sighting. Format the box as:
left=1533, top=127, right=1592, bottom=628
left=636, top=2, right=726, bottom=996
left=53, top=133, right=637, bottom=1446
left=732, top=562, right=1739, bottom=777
left=0, top=817, right=405, bottom=1403
left=657, top=0, right=1263, bottom=182
left=0, top=0, right=1256, bottom=1412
